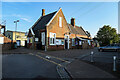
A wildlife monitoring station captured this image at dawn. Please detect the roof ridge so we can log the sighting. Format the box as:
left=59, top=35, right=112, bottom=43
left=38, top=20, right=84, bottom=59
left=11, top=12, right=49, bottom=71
left=43, top=11, right=57, bottom=17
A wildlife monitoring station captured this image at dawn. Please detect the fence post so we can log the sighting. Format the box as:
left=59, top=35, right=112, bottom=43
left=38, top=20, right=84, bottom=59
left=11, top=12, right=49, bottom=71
left=113, top=56, right=117, bottom=71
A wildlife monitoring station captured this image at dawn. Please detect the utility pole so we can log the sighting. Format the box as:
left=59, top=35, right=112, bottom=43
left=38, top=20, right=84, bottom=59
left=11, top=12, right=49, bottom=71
left=14, top=20, right=19, bottom=40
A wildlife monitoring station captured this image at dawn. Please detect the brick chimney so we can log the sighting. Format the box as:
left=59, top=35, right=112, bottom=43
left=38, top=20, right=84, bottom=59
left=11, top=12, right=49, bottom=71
left=42, top=9, right=45, bottom=16
left=71, top=18, right=75, bottom=28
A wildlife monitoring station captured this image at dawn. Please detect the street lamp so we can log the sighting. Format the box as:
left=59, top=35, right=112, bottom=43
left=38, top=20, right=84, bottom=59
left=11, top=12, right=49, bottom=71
left=14, top=20, right=19, bottom=40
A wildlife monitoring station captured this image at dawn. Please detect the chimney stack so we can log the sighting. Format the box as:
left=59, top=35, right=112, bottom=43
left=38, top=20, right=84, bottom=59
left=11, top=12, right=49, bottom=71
left=71, top=18, right=75, bottom=28
left=42, top=9, right=45, bottom=16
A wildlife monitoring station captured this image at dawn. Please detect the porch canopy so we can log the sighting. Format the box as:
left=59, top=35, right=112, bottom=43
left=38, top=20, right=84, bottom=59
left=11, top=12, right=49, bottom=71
left=76, top=36, right=92, bottom=41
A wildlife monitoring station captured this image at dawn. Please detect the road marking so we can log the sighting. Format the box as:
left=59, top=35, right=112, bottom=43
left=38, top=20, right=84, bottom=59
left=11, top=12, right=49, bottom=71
left=37, top=52, right=70, bottom=63
left=29, top=53, right=63, bottom=67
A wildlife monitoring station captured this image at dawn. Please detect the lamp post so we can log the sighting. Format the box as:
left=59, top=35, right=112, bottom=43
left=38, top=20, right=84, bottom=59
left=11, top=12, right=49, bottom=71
left=14, top=20, right=19, bottom=40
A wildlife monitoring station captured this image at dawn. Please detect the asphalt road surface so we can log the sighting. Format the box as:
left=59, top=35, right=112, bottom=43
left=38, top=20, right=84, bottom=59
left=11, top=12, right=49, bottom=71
left=81, top=49, right=120, bottom=63
left=2, top=53, right=63, bottom=79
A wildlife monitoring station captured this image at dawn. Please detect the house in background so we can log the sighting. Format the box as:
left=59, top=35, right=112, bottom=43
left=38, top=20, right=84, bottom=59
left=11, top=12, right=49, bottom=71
left=5, top=30, right=27, bottom=47
left=27, top=8, right=92, bottom=50
left=67, top=18, right=93, bottom=49
left=0, top=25, right=14, bottom=51
left=27, top=28, right=35, bottom=49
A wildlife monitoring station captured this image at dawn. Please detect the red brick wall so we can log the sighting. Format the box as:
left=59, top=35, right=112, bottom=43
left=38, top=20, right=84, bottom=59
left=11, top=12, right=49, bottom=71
left=47, top=45, right=64, bottom=50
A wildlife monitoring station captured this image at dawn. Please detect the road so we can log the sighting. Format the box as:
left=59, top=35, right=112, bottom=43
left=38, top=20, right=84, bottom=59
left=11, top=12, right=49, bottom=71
left=80, top=48, right=120, bottom=63
left=2, top=47, right=120, bottom=79
left=2, top=53, right=66, bottom=79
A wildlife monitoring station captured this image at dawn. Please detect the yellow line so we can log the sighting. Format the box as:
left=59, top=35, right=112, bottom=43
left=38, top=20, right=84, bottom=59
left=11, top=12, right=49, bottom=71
left=37, top=52, right=70, bottom=63
left=29, top=53, right=63, bottom=67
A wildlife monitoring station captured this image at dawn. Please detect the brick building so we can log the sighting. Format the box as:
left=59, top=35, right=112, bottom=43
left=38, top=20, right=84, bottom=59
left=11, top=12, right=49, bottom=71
left=5, top=30, right=27, bottom=46
left=27, top=8, right=93, bottom=50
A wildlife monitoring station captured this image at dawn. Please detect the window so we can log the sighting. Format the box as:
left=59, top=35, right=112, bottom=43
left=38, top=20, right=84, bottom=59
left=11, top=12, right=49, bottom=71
left=41, top=32, right=45, bottom=45
left=72, top=38, right=75, bottom=46
left=27, top=38, right=29, bottom=43
left=61, top=40, right=64, bottom=45
left=59, top=17, right=62, bottom=27
left=49, top=32, right=56, bottom=45
left=30, top=38, right=32, bottom=43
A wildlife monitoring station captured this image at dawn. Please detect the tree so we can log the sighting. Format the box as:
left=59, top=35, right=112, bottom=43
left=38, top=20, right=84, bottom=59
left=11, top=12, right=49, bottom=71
left=96, top=25, right=119, bottom=46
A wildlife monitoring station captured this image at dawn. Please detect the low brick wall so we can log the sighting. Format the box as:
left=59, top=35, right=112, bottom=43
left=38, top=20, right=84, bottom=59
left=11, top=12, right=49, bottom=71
left=1, top=43, right=12, bottom=51
left=47, top=45, right=64, bottom=50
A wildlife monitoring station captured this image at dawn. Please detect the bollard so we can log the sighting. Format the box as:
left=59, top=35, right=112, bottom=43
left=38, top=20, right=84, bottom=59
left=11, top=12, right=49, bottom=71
left=45, top=46, right=47, bottom=52
left=113, top=56, right=117, bottom=71
left=90, top=51, right=94, bottom=62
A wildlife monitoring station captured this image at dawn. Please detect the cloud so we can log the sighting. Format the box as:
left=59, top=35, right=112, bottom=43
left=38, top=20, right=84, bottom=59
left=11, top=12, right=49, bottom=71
left=21, top=18, right=32, bottom=22
left=3, top=14, right=32, bottom=23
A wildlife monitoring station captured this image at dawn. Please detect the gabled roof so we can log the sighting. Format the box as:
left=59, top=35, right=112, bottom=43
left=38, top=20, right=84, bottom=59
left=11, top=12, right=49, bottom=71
left=32, top=11, right=57, bottom=30
left=67, top=23, right=88, bottom=36
left=27, top=28, right=35, bottom=37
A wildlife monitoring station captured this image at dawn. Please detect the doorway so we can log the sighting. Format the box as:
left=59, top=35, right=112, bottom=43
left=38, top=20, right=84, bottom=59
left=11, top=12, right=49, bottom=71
left=64, top=35, right=69, bottom=49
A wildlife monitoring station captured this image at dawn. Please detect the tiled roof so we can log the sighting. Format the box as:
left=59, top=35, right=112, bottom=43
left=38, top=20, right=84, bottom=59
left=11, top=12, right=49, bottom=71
left=67, top=23, right=87, bottom=36
left=33, top=11, right=57, bottom=30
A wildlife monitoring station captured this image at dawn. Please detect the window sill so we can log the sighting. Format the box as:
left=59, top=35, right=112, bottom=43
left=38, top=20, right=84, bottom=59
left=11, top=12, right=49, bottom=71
left=49, top=44, right=56, bottom=46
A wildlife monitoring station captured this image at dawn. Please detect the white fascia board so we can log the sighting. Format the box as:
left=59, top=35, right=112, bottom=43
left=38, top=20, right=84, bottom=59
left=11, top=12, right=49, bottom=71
left=46, top=8, right=61, bottom=26
left=30, top=28, right=35, bottom=35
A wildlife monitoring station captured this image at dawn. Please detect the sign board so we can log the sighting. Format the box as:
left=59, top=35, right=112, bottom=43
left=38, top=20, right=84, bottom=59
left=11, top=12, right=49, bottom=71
left=79, top=41, right=82, bottom=45
left=0, top=37, right=4, bottom=44
left=35, top=38, right=39, bottom=42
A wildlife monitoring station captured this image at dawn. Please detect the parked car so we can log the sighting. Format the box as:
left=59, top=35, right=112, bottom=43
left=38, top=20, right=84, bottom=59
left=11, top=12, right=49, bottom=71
left=98, top=44, right=120, bottom=52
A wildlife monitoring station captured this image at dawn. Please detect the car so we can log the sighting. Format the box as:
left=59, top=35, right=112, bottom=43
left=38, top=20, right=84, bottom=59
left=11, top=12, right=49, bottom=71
left=98, top=44, right=120, bottom=52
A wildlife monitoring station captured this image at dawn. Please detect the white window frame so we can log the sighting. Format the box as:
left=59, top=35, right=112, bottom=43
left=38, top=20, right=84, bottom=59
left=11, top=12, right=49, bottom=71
left=59, top=17, right=62, bottom=27
left=41, top=32, right=45, bottom=45
left=49, top=32, right=56, bottom=45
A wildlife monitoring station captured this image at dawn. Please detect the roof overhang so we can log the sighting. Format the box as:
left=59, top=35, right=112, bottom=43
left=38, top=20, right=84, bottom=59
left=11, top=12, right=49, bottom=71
left=76, top=36, right=92, bottom=41
left=46, top=8, right=62, bottom=26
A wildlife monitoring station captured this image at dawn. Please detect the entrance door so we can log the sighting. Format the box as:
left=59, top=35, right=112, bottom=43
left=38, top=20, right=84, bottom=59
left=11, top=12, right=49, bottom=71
left=64, top=35, right=69, bottom=49
left=65, top=39, right=68, bottom=49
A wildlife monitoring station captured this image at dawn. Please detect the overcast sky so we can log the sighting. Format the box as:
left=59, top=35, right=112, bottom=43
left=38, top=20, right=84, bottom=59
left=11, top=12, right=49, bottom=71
left=2, top=2, right=118, bottom=37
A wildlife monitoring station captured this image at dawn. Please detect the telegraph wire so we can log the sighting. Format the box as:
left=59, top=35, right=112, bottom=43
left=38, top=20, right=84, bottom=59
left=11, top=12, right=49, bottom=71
left=69, top=3, right=104, bottom=18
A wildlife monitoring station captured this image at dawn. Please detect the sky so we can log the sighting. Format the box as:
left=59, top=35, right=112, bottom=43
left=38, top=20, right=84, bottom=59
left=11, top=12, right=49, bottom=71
left=2, top=2, right=118, bottom=37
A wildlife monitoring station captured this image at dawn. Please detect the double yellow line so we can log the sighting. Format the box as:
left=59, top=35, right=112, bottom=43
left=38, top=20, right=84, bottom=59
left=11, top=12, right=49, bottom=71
left=37, top=52, right=70, bottom=63
left=29, top=53, right=63, bottom=67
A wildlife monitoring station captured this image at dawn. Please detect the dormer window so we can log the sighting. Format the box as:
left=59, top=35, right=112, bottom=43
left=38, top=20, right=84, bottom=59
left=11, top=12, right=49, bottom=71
left=59, top=17, right=62, bottom=27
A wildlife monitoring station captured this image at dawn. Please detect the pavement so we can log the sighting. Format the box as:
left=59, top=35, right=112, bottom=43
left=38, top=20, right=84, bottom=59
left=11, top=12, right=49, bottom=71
left=2, top=47, right=119, bottom=79
left=66, top=59, right=116, bottom=78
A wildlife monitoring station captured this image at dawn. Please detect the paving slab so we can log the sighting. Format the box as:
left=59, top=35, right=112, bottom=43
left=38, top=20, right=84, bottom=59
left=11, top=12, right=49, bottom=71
left=66, top=59, right=117, bottom=78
